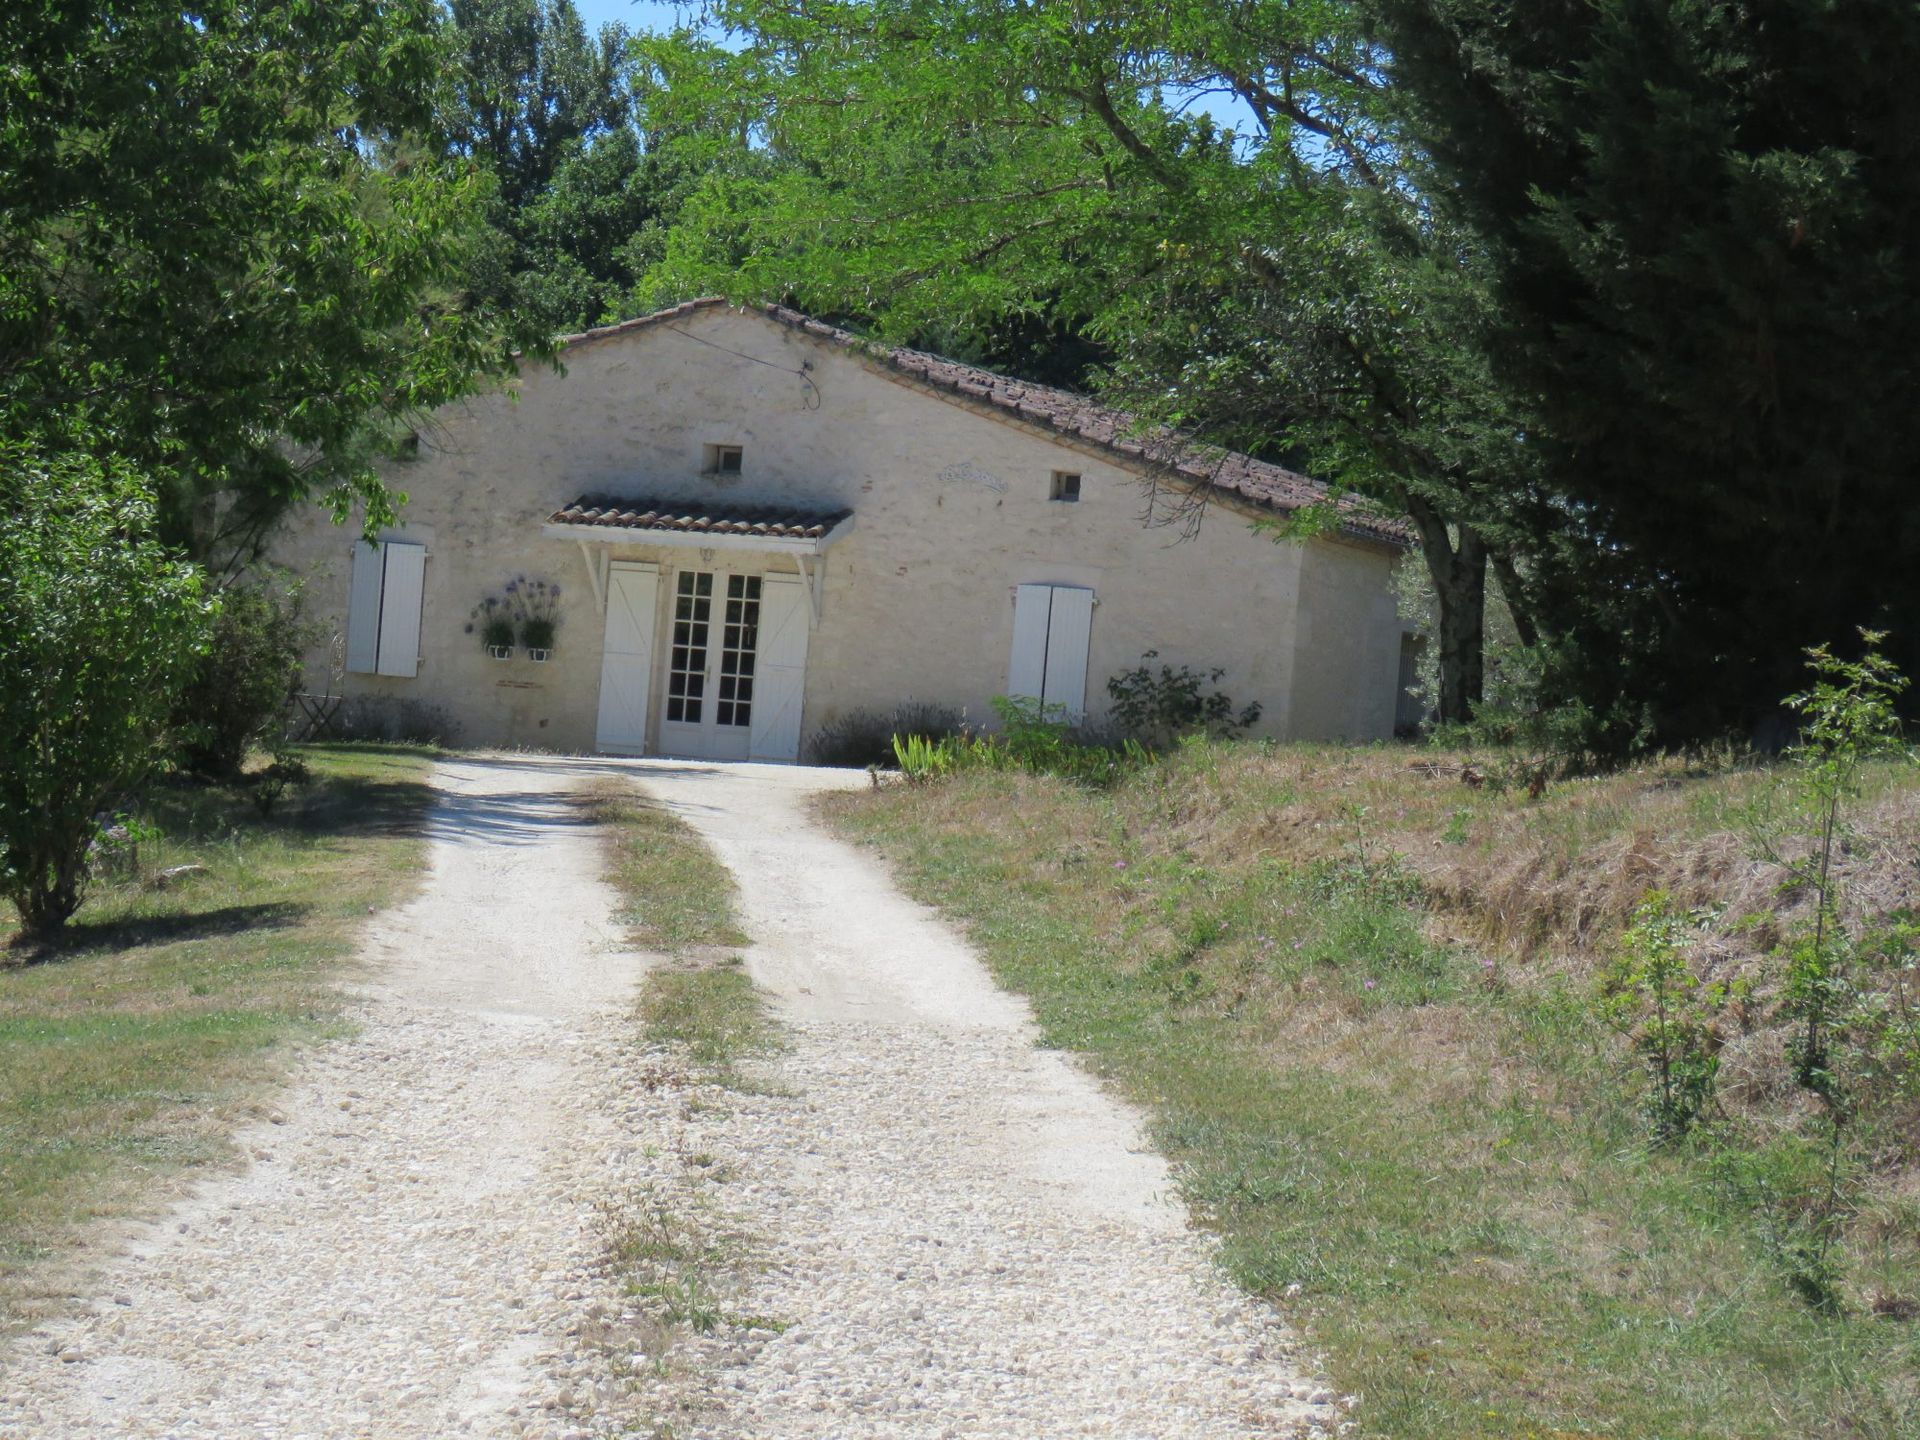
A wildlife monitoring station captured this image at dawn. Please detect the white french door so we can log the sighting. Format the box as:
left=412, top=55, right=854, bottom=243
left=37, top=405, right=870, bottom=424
left=594, top=561, right=658, bottom=754
left=657, top=569, right=761, bottom=761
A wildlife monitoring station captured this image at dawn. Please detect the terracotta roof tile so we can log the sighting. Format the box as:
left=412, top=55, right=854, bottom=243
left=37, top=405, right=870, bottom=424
left=560, top=299, right=1411, bottom=548
left=549, top=496, right=852, bottom=541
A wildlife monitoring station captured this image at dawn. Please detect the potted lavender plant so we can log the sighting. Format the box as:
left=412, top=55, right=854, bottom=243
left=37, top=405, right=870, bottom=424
left=512, top=576, right=562, bottom=661
left=467, top=596, right=515, bottom=659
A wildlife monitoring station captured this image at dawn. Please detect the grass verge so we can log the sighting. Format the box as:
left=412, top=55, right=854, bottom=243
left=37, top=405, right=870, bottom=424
left=585, top=776, right=782, bottom=1437
left=822, top=745, right=1920, bottom=1440
left=0, top=742, right=437, bottom=1323
left=585, top=779, right=749, bottom=955
left=585, top=776, right=773, bottom=1082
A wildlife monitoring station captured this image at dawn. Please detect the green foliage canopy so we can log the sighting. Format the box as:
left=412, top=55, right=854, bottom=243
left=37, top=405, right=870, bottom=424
left=0, top=0, right=532, bottom=562
left=635, top=0, right=1539, bottom=724
left=449, top=0, right=710, bottom=335
left=1372, top=0, right=1920, bottom=740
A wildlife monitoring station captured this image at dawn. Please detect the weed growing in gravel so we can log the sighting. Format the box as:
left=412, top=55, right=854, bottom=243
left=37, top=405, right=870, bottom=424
left=601, top=1181, right=760, bottom=1333
left=585, top=776, right=787, bottom=1434
left=639, top=961, right=780, bottom=1083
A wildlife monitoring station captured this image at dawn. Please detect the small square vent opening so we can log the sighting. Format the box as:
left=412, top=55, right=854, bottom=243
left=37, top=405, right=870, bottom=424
left=1049, top=471, right=1082, bottom=503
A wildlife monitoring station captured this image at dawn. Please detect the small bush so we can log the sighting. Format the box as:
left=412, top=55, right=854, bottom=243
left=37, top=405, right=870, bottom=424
left=807, top=701, right=965, bottom=768
left=1106, top=651, right=1261, bottom=750
left=893, top=696, right=1152, bottom=788
left=1599, top=892, right=1724, bottom=1143
left=0, top=447, right=214, bottom=936
left=169, top=576, right=309, bottom=780
left=249, top=753, right=312, bottom=818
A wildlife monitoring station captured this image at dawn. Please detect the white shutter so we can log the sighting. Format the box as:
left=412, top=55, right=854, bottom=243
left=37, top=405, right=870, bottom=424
left=345, top=542, right=385, bottom=674
left=373, top=542, right=426, bottom=677
left=595, top=562, right=658, bottom=753
left=1040, top=585, right=1094, bottom=718
left=1007, top=583, right=1096, bottom=718
left=1007, top=583, right=1053, bottom=700
left=749, top=575, right=810, bottom=761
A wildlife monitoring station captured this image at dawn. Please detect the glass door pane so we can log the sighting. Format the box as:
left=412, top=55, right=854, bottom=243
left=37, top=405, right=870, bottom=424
left=666, top=571, right=712, bottom=723
left=715, top=575, right=761, bottom=728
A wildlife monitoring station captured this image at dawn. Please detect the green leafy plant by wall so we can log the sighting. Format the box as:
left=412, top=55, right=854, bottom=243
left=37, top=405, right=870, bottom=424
left=0, top=447, right=214, bottom=938
left=990, top=695, right=1152, bottom=786
left=1105, top=652, right=1262, bottom=751
left=890, top=697, right=1150, bottom=788
left=809, top=702, right=966, bottom=768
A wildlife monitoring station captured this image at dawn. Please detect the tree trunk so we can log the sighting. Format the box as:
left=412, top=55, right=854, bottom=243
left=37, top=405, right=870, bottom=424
left=1404, top=495, right=1487, bottom=726
left=1489, top=548, right=1541, bottom=651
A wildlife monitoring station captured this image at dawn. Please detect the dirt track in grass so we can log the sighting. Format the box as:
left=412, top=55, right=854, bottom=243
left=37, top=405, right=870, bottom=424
left=631, top=759, right=1332, bottom=1438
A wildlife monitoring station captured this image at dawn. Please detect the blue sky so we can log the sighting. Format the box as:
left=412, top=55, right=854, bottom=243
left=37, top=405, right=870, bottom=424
left=572, top=0, right=704, bottom=36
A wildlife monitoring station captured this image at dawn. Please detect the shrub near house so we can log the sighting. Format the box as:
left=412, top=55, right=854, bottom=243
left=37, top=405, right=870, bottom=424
left=0, top=451, right=212, bottom=937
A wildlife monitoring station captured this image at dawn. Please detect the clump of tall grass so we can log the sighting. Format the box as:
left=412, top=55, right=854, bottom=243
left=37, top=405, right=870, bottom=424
left=893, top=695, right=1152, bottom=788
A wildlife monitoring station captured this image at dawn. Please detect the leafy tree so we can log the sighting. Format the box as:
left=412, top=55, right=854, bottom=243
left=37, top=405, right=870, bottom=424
left=636, top=0, right=1531, bottom=723
left=0, top=447, right=214, bottom=939
left=1600, top=893, right=1724, bottom=1143
left=1778, top=632, right=1910, bottom=1094
left=1370, top=0, right=1920, bottom=743
left=449, top=0, right=700, bottom=334
left=447, top=0, right=631, bottom=211
left=0, top=0, right=533, bottom=567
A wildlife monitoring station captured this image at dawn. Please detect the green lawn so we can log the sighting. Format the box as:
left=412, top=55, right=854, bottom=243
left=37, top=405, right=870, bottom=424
left=823, top=746, right=1920, bottom=1440
left=0, top=744, right=437, bottom=1323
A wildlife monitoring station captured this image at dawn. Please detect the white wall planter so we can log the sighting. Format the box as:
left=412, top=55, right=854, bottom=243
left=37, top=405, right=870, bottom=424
left=487, top=645, right=514, bottom=660
left=527, top=648, right=552, bottom=663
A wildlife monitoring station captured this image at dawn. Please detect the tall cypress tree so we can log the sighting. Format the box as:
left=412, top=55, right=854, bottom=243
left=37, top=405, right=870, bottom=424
left=1373, top=0, right=1920, bottom=741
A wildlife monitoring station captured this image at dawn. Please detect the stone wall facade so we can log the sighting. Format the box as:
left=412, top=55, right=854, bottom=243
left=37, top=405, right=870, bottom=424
left=266, top=304, right=1410, bottom=756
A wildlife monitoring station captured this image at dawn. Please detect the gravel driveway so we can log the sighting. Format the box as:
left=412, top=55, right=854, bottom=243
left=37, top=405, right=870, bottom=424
left=0, top=755, right=1334, bottom=1439
left=631, top=760, right=1333, bottom=1438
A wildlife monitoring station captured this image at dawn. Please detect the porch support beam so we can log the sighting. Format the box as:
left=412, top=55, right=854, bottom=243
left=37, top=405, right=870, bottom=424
left=576, top=540, right=610, bottom=614
left=790, top=551, right=824, bottom=628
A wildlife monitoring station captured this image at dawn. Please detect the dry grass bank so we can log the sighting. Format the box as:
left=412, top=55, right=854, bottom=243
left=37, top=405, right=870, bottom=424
left=824, top=742, right=1920, bottom=1440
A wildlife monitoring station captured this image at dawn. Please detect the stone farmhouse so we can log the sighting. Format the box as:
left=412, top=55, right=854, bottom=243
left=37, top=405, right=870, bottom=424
left=266, top=300, right=1415, bottom=761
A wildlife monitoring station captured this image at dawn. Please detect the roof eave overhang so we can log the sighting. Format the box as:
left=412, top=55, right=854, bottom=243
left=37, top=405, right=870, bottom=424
left=540, top=514, right=856, bottom=556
